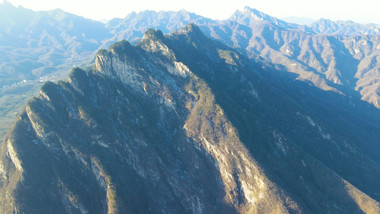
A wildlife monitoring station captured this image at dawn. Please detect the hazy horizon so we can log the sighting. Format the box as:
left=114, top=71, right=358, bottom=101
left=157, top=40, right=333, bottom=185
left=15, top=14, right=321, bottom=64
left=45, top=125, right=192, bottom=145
left=1, top=0, right=379, bottom=25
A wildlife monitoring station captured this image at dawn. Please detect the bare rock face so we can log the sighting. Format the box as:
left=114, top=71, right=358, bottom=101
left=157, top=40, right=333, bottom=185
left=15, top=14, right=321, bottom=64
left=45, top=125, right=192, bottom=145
left=1, top=25, right=380, bottom=213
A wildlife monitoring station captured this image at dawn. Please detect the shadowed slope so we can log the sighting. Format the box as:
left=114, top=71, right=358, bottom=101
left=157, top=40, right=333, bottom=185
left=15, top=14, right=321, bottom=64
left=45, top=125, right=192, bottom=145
left=0, top=25, right=379, bottom=213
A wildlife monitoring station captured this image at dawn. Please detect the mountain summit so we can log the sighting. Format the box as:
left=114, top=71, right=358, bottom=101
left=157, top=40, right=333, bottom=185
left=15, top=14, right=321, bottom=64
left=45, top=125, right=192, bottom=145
left=230, top=7, right=285, bottom=25
left=1, top=25, right=380, bottom=213
left=1, top=5, right=380, bottom=141
left=229, top=6, right=304, bottom=31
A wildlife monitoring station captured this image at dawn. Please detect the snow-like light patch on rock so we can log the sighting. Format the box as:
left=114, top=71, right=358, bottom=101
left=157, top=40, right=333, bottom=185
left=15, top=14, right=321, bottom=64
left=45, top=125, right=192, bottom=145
left=306, top=116, right=316, bottom=127
left=0, top=161, right=6, bottom=179
left=285, top=48, right=293, bottom=55
left=7, top=140, right=22, bottom=172
left=298, top=113, right=332, bottom=140
left=241, top=181, right=257, bottom=204
left=248, top=81, right=260, bottom=101
left=272, top=131, right=287, bottom=155
left=167, top=61, right=190, bottom=77
left=91, top=134, right=109, bottom=148
left=40, top=90, right=51, bottom=101
left=96, top=54, right=144, bottom=93
left=26, top=106, right=46, bottom=139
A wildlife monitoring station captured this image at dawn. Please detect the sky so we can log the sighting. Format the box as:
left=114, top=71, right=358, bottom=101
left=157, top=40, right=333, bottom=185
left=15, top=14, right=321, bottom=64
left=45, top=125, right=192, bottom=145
left=2, top=0, right=380, bottom=24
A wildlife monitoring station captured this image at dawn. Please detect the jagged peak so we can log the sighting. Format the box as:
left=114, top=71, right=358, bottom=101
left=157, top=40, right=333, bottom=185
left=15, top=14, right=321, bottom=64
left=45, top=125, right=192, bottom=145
left=139, top=28, right=177, bottom=60
left=175, top=23, right=209, bottom=42
left=95, top=40, right=137, bottom=72
left=242, top=6, right=264, bottom=16
left=124, top=10, right=159, bottom=19
left=229, top=6, right=284, bottom=28
left=141, top=28, right=165, bottom=41
left=124, top=9, right=194, bottom=19
left=171, top=23, right=218, bottom=51
left=180, top=23, right=202, bottom=34
left=230, top=6, right=306, bottom=31
left=231, top=6, right=272, bottom=22
left=178, top=9, right=191, bottom=14
left=109, top=40, right=132, bottom=52
left=102, top=40, right=141, bottom=60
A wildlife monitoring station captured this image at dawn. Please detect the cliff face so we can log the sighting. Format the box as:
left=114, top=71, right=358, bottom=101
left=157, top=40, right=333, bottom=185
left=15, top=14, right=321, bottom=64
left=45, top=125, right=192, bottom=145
left=1, top=25, right=380, bottom=213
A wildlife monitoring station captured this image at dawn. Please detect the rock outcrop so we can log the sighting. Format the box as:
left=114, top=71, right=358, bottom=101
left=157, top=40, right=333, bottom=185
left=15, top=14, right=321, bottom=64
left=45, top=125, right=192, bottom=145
left=1, top=25, right=380, bottom=213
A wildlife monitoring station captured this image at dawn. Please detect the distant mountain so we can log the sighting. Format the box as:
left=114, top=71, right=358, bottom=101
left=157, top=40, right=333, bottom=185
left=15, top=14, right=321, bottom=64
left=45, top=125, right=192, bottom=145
left=1, top=2, right=380, bottom=140
left=0, top=2, right=110, bottom=82
left=102, top=8, right=380, bottom=111
left=194, top=8, right=380, bottom=109
left=228, top=7, right=310, bottom=32
left=1, top=2, right=380, bottom=211
left=310, top=18, right=380, bottom=36
left=1, top=24, right=380, bottom=213
left=0, top=2, right=110, bottom=80
left=101, top=7, right=380, bottom=110
left=0, top=1, right=111, bottom=137
left=105, top=10, right=214, bottom=44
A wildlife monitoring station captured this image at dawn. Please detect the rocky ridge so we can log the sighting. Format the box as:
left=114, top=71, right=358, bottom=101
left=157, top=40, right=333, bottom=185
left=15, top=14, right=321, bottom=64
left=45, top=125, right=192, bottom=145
left=1, top=3, right=380, bottom=140
left=0, top=25, right=380, bottom=213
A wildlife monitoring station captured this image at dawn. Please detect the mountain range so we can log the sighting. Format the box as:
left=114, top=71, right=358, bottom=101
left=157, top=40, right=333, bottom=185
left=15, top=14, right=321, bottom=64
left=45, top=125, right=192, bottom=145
left=1, top=23, right=380, bottom=213
left=1, top=2, right=380, bottom=139
left=0, top=2, right=380, bottom=213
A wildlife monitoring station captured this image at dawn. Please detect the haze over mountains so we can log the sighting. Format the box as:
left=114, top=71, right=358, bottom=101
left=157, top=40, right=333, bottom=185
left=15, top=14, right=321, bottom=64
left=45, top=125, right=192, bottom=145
left=1, top=22, right=380, bottom=213
left=1, top=2, right=380, bottom=139
left=0, top=2, right=380, bottom=213
left=1, top=1, right=380, bottom=137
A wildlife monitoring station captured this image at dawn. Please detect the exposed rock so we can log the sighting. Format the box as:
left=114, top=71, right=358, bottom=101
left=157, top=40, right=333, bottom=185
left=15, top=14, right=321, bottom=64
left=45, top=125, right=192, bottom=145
left=1, top=24, right=380, bottom=214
